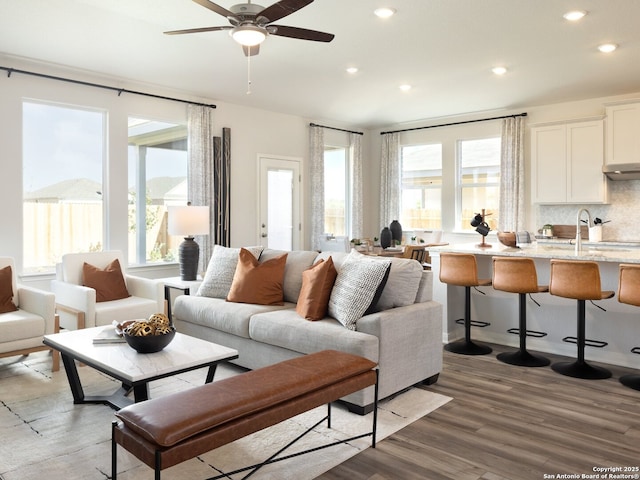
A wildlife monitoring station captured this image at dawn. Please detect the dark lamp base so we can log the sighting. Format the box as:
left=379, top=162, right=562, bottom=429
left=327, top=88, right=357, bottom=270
left=179, top=237, right=200, bottom=281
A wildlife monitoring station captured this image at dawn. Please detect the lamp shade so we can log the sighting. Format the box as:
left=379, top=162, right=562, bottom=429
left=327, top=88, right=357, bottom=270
left=168, top=206, right=210, bottom=237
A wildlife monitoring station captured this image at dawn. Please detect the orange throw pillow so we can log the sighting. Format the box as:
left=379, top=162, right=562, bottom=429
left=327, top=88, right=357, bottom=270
left=0, top=265, right=18, bottom=313
left=82, top=259, right=131, bottom=302
left=296, top=257, right=338, bottom=321
left=227, top=248, right=287, bottom=306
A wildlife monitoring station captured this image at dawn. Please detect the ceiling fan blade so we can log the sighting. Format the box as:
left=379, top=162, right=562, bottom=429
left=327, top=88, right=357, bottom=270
left=192, top=0, right=237, bottom=20
left=242, top=44, right=261, bottom=57
left=258, top=0, right=314, bottom=23
left=269, top=25, right=334, bottom=42
left=164, top=26, right=232, bottom=35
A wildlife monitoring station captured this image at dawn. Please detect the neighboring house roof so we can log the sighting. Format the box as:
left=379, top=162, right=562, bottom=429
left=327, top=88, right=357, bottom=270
left=25, top=176, right=186, bottom=204
left=24, top=178, right=102, bottom=203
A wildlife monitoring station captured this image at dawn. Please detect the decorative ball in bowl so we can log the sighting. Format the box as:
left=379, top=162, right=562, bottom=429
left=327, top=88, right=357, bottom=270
left=497, top=231, right=517, bottom=248
left=122, top=314, right=175, bottom=353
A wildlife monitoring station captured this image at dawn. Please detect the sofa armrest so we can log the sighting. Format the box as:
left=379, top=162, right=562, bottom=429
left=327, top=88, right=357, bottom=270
left=356, top=301, right=443, bottom=399
left=17, top=285, right=57, bottom=335
left=125, top=275, right=164, bottom=311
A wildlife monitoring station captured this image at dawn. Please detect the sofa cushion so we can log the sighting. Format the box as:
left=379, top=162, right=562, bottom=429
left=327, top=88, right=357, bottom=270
left=328, top=252, right=391, bottom=330
left=173, top=295, right=292, bottom=338
left=249, top=309, right=379, bottom=361
left=260, top=249, right=320, bottom=303
left=0, top=265, right=18, bottom=314
left=227, top=249, right=287, bottom=306
left=82, top=259, right=130, bottom=303
left=296, top=257, right=338, bottom=321
left=197, top=245, right=263, bottom=299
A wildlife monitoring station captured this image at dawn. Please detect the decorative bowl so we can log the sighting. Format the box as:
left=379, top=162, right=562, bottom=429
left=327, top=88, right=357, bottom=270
left=124, top=327, right=176, bottom=353
left=497, top=231, right=517, bottom=248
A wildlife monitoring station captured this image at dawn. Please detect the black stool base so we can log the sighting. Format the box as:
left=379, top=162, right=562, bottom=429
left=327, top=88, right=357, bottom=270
left=620, top=374, right=640, bottom=391
left=497, top=350, right=550, bottom=367
left=445, top=340, right=492, bottom=356
left=551, top=361, right=612, bottom=380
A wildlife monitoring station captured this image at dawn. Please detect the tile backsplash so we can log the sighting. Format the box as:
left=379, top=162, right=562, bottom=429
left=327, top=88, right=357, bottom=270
left=536, top=180, right=640, bottom=242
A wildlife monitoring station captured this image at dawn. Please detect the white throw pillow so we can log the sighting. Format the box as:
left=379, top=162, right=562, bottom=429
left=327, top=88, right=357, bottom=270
left=196, top=245, right=263, bottom=299
left=328, top=252, right=391, bottom=330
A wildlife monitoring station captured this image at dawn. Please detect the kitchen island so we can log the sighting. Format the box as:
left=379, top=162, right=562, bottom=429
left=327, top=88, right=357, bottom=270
left=429, top=241, right=640, bottom=369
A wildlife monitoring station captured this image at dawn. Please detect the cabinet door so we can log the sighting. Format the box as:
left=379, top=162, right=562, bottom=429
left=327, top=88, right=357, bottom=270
left=606, top=103, right=640, bottom=164
left=531, top=125, right=567, bottom=203
left=567, top=120, right=606, bottom=203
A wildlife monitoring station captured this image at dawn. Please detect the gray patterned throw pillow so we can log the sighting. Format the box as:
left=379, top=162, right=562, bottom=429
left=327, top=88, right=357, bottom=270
left=196, top=245, right=263, bottom=299
left=328, top=255, right=391, bottom=330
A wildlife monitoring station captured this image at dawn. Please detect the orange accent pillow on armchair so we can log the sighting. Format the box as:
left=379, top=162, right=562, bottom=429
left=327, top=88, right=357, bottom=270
left=82, top=258, right=131, bottom=302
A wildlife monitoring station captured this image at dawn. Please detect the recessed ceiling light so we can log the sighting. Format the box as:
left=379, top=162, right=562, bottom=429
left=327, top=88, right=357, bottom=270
left=492, top=66, right=507, bottom=75
left=598, top=43, right=618, bottom=53
left=563, top=10, right=587, bottom=21
left=399, top=84, right=412, bottom=92
left=346, top=67, right=358, bottom=74
left=374, top=7, right=396, bottom=18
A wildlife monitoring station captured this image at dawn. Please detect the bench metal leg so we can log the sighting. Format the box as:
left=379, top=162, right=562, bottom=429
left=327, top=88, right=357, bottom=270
left=112, top=422, right=118, bottom=480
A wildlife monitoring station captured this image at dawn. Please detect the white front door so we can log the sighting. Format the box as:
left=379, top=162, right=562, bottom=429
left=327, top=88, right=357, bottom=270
left=258, top=155, right=301, bottom=250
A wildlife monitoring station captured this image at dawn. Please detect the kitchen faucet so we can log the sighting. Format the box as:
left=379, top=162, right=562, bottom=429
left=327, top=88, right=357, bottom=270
left=575, top=208, right=592, bottom=254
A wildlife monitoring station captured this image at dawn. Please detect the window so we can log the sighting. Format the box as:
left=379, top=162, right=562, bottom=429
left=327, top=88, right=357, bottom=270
left=127, top=118, right=188, bottom=265
left=323, top=146, right=349, bottom=237
left=23, top=102, right=105, bottom=274
left=458, top=137, right=501, bottom=231
left=400, top=144, right=442, bottom=232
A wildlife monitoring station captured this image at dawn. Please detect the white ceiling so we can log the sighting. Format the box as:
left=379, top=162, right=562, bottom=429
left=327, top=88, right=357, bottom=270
left=1, top=0, right=639, bottom=128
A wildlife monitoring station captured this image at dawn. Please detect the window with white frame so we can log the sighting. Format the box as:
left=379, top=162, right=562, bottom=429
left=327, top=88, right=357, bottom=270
left=323, top=146, right=350, bottom=237
left=458, top=137, right=501, bottom=231
left=22, top=101, right=105, bottom=274
left=127, top=117, right=188, bottom=265
left=400, top=144, right=442, bottom=233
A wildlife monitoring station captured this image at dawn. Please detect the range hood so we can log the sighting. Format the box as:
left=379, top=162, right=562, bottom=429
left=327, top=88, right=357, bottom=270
left=602, top=163, right=640, bottom=180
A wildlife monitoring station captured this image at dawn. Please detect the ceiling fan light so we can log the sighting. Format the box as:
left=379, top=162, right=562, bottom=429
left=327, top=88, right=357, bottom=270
left=231, top=25, right=267, bottom=46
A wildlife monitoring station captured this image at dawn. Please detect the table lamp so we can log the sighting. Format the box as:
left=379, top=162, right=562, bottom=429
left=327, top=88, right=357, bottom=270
left=168, top=204, right=210, bottom=280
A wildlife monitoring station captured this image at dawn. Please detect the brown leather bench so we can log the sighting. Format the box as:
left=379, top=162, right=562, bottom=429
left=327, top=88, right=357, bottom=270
left=111, top=350, right=379, bottom=480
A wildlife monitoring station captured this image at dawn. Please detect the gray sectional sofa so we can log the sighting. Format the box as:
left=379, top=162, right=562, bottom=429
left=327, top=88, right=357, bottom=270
left=172, top=247, right=443, bottom=414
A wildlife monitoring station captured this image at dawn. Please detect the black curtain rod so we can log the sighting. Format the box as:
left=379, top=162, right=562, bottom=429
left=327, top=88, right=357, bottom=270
left=380, top=112, right=527, bottom=135
left=1, top=66, right=216, bottom=109
left=310, top=122, right=364, bottom=136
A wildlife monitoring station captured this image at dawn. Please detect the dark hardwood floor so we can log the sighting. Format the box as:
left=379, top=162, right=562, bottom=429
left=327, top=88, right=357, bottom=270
left=319, top=343, right=640, bottom=480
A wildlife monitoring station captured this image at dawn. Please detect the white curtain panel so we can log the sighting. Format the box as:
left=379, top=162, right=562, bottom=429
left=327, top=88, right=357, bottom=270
left=380, top=132, right=400, bottom=229
left=187, top=104, right=214, bottom=273
left=309, top=125, right=325, bottom=251
left=499, top=116, right=526, bottom=232
left=349, top=133, right=363, bottom=239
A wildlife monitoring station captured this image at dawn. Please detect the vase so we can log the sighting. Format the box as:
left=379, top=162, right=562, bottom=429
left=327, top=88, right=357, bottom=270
left=390, top=220, right=402, bottom=244
left=380, top=227, right=392, bottom=249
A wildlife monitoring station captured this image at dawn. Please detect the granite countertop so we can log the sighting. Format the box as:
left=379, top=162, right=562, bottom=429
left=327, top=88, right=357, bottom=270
left=429, top=240, right=640, bottom=264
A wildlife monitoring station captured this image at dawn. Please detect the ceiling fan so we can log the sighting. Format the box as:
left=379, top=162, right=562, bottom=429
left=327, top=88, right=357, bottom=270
left=165, top=0, right=335, bottom=56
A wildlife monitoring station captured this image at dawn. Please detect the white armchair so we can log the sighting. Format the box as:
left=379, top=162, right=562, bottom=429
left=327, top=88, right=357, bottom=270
left=0, top=257, right=59, bottom=372
left=50, top=251, right=164, bottom=330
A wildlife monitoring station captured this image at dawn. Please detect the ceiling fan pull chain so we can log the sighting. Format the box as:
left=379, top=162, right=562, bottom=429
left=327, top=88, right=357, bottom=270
left=247, top=48, right=252, bottom=95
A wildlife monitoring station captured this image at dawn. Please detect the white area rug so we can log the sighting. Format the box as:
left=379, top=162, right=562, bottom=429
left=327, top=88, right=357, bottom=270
left=0, top=352, right=451, bottom=480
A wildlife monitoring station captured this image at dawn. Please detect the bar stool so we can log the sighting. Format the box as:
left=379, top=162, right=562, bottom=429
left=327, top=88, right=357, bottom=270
left=549, top=259, right=614, bottom=379
left=617, top=264, right=640, bottom=391
left=439, top=252, right=492, bottom=355
left=492, top=257, right=550, bottom=367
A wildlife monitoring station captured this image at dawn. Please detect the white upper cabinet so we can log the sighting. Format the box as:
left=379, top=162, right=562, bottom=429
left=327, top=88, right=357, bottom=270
left=605, top=100, right=640, bottom=164
left=531, top=118, right=607, bottom=204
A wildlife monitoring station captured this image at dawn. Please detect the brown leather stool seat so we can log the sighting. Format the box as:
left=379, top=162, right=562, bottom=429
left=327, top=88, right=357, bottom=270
left=492, top=257, right=550, bottom=367
left=439, top=252, right=492, bottom=355
left=617, top=264, right=640, bottom=390
left=549, top=259, right=614, bottom=379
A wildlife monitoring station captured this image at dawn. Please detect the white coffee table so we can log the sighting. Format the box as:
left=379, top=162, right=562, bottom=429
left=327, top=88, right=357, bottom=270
left=43, top=327, right=238, bottom=410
